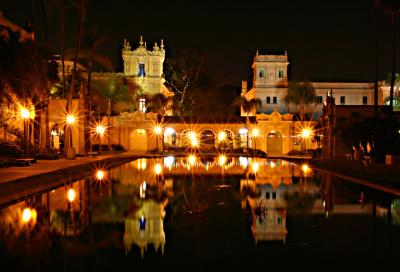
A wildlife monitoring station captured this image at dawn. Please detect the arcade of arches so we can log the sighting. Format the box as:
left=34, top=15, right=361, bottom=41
left=106, top=109, right=318, bottom=155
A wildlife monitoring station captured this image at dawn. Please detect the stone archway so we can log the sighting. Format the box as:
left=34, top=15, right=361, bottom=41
left=130, top=129, right=147, bottom=152
left=164, top=127, right=177, bottom=147
left=201, top=129, right=215, bottom=148
left=267, top=131, right=282, bottom=154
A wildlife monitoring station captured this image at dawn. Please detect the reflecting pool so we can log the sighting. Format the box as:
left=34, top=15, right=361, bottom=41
left=1, top=157, right=399, bottom=270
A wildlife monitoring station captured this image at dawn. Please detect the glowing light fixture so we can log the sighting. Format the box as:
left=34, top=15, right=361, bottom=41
left=96, top=125, right=106, bottom=136
left=218, top=131, right=226, bottom=142
left=154, top=126, right=162, bottom=135
left=164, top=156, right=175, bottom=168
left=239, top=128, right=248, bottom=135
left=252, top=128, right=260, bottom=137
left=301, top=128, right=312, bottom=139
left=96, top=170, right=105, bottom=180
left=20, top=108, right=30, bottom=119
left=67, top=188, right=76, bottom=202
left=239, top=156, right=248, bottom=168
left=66, top=114, right=76, bottom=125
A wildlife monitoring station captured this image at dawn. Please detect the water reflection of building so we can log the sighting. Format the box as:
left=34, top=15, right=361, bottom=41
left=123, top=198, right=168, bottom=257
left=246, top=183, right=288, bottom=243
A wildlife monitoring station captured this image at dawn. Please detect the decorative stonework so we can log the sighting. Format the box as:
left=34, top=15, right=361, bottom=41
left=120, top=110, right=157, bottom=122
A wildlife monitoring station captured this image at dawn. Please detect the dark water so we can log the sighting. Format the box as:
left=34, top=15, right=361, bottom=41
left=1, top=156, right=399, bottom=270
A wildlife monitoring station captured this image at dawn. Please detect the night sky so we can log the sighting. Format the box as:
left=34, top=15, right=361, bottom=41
left=1, top=0, right=397, bottom=86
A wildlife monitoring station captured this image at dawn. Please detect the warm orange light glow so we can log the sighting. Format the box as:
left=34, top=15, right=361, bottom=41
left=67, top=188, right=76, bottom=202
left=96, top=170, right=105, bottom=180
left=302, top=164, right=310, bottom=174
left=66, top=114, right=76, bottom=125
left=96, top=125, right=106, bottom=136
left=154, top=126, right=162, bottom=135
left=301, top=128, right=313, bottom=139
left=20, top=108, right=30, bottom=119
left=218, top=155, right=227, bottom=166
left=188, top=155, right=196, bottom=165
left=136, top=158, right=147, bottom=170
left=189, top=131, right=199, bottom=147
left=155, top=163, right=162, bottom=175
left=22, top=208, right=37, bottom=223
left=270, top=161, right=275, bottom=168
left=252, top=128, right=260, bottom=137
left=252, top=162, right=259, bottom=173
left=218, top=131, right=226, bottom=142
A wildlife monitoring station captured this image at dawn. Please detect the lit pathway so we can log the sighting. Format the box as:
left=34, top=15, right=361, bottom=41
left=312, top=158, right=400, bottom=197
left=0, top=152, right=144, bottom=185
left=0, top=152, right=146, bottom=207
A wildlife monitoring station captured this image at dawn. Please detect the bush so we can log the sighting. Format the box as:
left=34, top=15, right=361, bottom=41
left=0, top=140, right=24, bottom=158
left=111, top=144, right=126, bottom=151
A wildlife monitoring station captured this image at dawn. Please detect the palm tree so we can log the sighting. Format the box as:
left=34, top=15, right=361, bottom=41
left=382, top=0, right=400, bottom=116
left=65, top=28, right=114, bottom=152
left=93, top=79, right=130, bottom=150
left=233, top=96, right=262, bottom=124
left=146, top=93, right=170, bottom=123
left=284, top=81, right=317, bottom=121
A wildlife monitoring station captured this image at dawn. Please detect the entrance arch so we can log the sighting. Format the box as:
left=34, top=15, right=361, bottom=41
left=201, top=129, right=215, bottom=148
left=130, top=129, right=147, bottom=152
left=164, top=127, right=177, bottom=147
left=267, top=131, right=282, bottom=154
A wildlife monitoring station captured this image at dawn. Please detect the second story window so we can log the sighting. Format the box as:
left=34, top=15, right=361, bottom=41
left=317, top=96, right=323, bottom=104
left=258, top=69, right=265, bottom=78
left=273, top=96, right=277, bottom=104
left=363, top=96, right=368, bottom=105
left=138, top=63, right=146, bottom=77
left=278, top=69, right=284, bottom=78
left=139, top=98, right=146, bottom=113
left=340, top=96, right=345, bottom=105
left=266, top=96, right=271, bottom=104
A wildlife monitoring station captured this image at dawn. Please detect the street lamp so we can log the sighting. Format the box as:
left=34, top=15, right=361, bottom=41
left=96, top=124, right=106, bottom=155
left=20, top=107, right=30, bottom=158
left=251, top=128, right=260, bottom=156
left=154, top=125, right=162, bottom=153
left=300, top=127, right=313, bottom=154
left=66, top=114, right=76, bottom=159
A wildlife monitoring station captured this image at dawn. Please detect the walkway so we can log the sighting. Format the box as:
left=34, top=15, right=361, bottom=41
left=312, top=158, right=400, bottom=197
left=0, top=152, right=145, bottom=207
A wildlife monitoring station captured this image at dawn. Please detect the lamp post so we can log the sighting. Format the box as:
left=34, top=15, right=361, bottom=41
left=251, top=128, right=260, bottom=157
left=20, top=108, right=30, bottom=158
left=96, top=124, right=105, bottom=155
left=154, top=126, right=162, bottom=154
left=300, top=128, right=313, bottom=154
left=66, top=114, right=76, bottom=159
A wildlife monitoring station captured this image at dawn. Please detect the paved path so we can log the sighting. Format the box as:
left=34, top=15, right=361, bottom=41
left=0, top=153, right=145, bottom=184
left=312, top=158, right=400, bottom=197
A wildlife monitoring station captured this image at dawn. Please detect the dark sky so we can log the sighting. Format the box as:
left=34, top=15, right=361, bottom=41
left=1, top=0, right=397, bottom=86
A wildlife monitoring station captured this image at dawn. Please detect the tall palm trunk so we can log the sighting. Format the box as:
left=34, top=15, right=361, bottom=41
left=373, top=0, right=379, bottom=117
left=107, top=97, right=112, bottom=151
left=66, top=0, right=84, bottom=151
left=86, top=61, right=92, bottom=153
left=389, top=10, right=396, bottom=117
left=61, top=2, right=66, bottom=98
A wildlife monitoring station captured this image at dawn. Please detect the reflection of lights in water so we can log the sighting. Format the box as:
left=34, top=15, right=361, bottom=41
left=67, top=188, right=76, bottom=202
left=139, top=215, right=146, bottom=230
left=322, top=200, right=326, bottom=207
left=139, top=181, right=147, bottom=198
left=239, top=156, right=248, bottom=168
left=155, top=163, right=162, bottom=175
left=96, top=170, right=105, bottom=180
left=252, top=162, right=259, bottom=173
left=270, top=161, right=275, bottom=168
left=188, top=155, right=196, bottom=165
left=22, top=208, right=36, bottom=223
left=301, top=164, right=310, bottom=174
left=164, top=156, right=175, bottom=168
left=218, top=155, right=227, bottom=166
left=136, top=159, right=147, bottom=170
